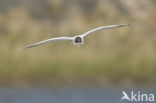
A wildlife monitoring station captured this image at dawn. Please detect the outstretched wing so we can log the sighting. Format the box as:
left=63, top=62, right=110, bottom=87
left=82, top=24, right=130, bottom=37
left=17, top=37, right=74, bottom=50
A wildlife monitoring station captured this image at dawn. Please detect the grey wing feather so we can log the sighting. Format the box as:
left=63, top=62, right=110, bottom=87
left=17, top=37, right=73, bottom=50
left=82, top=24, right=130, bottom=37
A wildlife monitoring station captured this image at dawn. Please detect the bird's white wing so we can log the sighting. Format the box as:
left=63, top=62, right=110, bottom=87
left=82, top=24, right=130, bottom=37
left=17, top=37, right=74, bottom=50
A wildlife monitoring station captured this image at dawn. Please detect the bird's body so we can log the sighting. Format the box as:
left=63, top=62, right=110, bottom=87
left=17, top=24, right=130, bottom=50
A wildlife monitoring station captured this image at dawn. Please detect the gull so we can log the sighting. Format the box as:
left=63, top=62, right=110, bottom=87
left=17, top=24, right=130, bottom=50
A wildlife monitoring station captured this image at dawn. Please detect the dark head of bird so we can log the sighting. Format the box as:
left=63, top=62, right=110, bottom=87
left=75, top=37, right=82, bottom=43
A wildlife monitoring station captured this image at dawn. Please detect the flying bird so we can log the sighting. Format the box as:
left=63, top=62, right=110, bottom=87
left=17, top=24, right=130, bottom=50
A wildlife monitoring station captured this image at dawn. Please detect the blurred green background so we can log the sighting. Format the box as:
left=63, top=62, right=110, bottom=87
left=0, top=0, right=156, bottom=87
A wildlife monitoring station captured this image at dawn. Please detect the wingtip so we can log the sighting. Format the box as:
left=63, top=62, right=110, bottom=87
left=122, top=24, right=131, bottom=26
left=126, top=24, right=131, bottom=26
left=16, top=48, right=24, bottom=51
left=117, top=24, right=131, bottom=28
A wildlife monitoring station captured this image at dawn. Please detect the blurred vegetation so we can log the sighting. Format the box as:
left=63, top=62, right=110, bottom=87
left=0, top=0, right=156, bottom=87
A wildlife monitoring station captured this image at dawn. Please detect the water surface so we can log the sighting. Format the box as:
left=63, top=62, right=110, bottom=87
left=0, top=87, right=155, bottom=103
